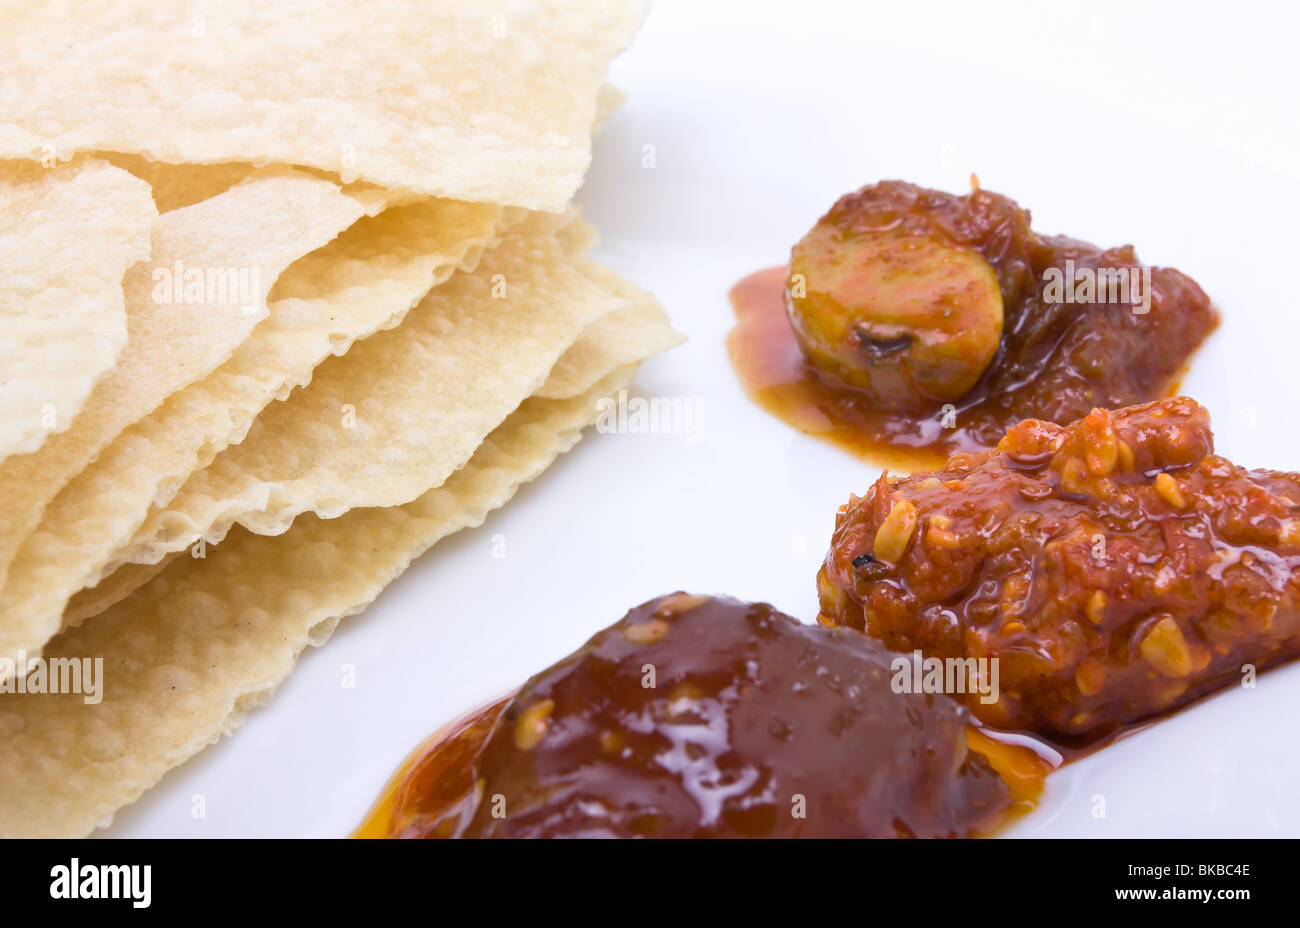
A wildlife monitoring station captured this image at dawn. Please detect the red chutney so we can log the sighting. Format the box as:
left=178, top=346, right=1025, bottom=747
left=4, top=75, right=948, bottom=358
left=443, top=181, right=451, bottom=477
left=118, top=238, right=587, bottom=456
left=728, top=181, right=1219, bottom=467
left=817, top=396, right=1300, bottom=742
left=360, top=594, right=1049, bottom=838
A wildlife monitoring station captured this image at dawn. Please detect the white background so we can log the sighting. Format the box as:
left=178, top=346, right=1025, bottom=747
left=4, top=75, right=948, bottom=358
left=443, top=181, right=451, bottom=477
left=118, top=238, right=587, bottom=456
left=109, top=0, right=1300, bottom=837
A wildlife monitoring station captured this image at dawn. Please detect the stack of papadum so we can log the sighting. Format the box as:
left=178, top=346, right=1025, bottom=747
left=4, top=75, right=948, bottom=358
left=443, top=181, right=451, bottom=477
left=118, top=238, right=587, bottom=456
left=0, top=1, right=677, bottom=837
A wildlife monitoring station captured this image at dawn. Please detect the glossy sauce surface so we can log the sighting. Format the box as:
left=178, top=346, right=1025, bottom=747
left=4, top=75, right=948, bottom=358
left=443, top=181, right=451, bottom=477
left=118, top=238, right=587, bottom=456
left=363, top=594, right=1050, bottom=838
left=728, top=182, right=1219, bottom=467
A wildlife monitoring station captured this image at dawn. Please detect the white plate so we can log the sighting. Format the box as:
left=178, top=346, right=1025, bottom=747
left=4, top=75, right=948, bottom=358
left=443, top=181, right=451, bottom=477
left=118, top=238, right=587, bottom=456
left=106, top=0, right=1300, bottom=838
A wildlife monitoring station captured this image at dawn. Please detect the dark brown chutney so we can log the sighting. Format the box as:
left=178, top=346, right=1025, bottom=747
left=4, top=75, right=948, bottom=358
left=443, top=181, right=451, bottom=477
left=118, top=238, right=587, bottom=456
left=728, top=181, right=1219, bottom=466
left=373, top=593, right=1049, bottom=838
left=817, top=396, right=1300, bottom=743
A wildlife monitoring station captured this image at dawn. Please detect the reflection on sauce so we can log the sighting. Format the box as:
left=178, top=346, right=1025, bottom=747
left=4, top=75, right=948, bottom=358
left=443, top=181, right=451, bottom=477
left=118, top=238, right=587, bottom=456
left=361, top=698, right=1054, bottom=838
left=358, top=594, right=1054, bottom=838
left=354, top=696, right=509, bottom=839
left=965, top=727, right=1054, bottom=805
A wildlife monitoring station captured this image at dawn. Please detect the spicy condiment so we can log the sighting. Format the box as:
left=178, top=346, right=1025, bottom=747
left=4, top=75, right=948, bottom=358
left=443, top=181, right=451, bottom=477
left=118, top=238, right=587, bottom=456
left=363, top=593, right=1049, bottom=837
left=728, top=181, right=1218, bottom=466
left=817, top=396, right=1300, bottom=741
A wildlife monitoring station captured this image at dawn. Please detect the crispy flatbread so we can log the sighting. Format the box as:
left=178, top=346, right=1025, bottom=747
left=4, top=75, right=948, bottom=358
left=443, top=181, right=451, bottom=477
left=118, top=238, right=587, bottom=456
left=100, top=153, right=407, bottom=215
left=0, top=1, right=647, bottom=210
left=0, top=0, right=671, bottom=841
left=62, top=559, right=177, bottom=628
left=537, top=263, right=683, bottom=400
left=0, top=170, right=374, bottom=669
left=0, top=366, right=635, bottom=837
left=1, top=198, right=503, bottom=658
left=67, top=240, right=680, bottom=631
left=0, top=159, right=155, bottom=462
left=111, top=216, right=626, bottom=569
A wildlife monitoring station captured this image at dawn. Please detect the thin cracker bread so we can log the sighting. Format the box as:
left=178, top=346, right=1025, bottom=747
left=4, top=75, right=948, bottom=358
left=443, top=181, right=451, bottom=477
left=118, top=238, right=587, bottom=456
left=0, top=1, right=647, bottom=211
left=62, top=559, right=176, bottom=628
left=0, top=159, right=156, bottom=462
left=594, top=84, right=628, bottom=132
left=101, top=155, right=279, bottom=214
left=0, top=170, right=372, bottom=668
left=538, top=218, right=683, bottom=400
left=114, top=216, right=624, bottom=570
left=0, top=366, right=636, bottom=837
left=100, top=153, right=407, bottom=215
left=71, top=256, right=680, bottom=630
left=537, top=262, right=684, bottom=400
left=0, top=198, right=504, bottom=657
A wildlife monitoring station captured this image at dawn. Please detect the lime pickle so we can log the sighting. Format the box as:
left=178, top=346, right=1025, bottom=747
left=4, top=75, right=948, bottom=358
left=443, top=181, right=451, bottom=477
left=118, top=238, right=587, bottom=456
left=728, top=181, right=1219, bottom=463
